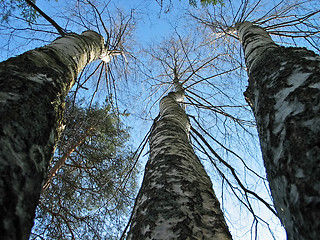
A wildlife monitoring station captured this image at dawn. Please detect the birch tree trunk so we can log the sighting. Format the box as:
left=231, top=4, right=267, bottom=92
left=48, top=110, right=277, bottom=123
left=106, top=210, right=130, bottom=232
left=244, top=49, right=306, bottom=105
left=236, top=21, right=320, bottom=240
left=0, top=31, right=104, bottom=240
left=127, top=90, right=231, bottom=239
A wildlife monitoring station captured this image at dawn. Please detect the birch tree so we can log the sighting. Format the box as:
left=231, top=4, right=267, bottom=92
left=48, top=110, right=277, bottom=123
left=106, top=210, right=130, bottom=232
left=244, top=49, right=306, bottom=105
left=0, top=0, right=137, bottom=237
left=3, top=0, right=318, bottom=239
left=189, top=1, right=320, bottom=239
left=124, top=28, right=280, bottom=239
left=0, top=30, right=105, bottom=240
left=236, top=21, right=320, bottom=240
left=125, top=76, right=232, bottom=239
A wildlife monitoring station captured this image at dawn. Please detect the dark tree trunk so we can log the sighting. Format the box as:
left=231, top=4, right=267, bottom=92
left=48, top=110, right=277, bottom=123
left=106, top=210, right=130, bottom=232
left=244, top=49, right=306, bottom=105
left=0, top=31, right=104, bottom=240
left=236, top=21, right=320, bottom=240
left=127, top=91, right=232, bottom=239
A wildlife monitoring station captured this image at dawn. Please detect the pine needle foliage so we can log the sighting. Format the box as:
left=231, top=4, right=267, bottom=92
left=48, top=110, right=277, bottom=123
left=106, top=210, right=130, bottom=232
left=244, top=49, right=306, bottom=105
left=0, top=0, right=39, bottom=23
left=31, top=98, right=138, bottom=240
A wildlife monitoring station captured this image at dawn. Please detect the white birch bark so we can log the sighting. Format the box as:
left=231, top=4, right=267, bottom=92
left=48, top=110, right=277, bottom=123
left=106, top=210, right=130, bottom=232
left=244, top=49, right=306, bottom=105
left=126, top=90, right=231, bottom=239
left=0, top=31, right=104, bottom=240
left=236, top=21, right=320, bottom=240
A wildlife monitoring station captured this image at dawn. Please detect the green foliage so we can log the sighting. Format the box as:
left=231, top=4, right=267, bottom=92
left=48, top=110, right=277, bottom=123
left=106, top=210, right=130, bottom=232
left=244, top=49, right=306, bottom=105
left=30, top=98, right=138, bottom=239
left=0, top=0, right=38, bottom=23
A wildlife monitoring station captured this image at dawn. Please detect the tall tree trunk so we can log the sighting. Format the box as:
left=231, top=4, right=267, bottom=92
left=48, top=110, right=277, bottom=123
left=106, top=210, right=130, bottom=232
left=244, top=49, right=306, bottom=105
left=127, top=90, right=231, bottom=239
left=0, top=31, right=104, bottom=240
left=236, top=21, right=320, bottom=240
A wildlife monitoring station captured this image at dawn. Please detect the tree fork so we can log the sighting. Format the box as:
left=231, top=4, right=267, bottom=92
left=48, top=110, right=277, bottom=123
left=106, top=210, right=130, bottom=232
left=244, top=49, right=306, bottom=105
left=126, top=89, right=231, bottom=239
left=236, top=21, right=320, bottom=240
left=0, top=31, right=104, bottom=240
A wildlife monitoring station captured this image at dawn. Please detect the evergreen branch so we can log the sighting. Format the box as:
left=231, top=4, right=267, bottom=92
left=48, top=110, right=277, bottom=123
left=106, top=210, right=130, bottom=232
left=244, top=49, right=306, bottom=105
left=42, top=128, right=95, bottom=192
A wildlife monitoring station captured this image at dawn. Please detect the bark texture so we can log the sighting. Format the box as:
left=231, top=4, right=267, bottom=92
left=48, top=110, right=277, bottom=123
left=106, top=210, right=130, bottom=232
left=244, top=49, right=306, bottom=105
left=0, top=31, right=104, bottom=240
left=237, top=21, right=320, bottom=240
left=127, top=91, right=231, bottom=239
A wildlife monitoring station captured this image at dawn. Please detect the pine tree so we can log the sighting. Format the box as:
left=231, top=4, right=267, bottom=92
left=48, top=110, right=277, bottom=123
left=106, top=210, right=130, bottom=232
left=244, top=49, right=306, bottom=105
left=31, top=98, right=138, bottom=239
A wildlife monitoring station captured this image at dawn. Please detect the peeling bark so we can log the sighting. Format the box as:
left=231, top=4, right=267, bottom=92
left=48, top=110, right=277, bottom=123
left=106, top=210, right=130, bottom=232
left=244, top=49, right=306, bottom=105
left=127, top=91, right=231, bottom=239
left=237, top=21, right=320, bottom=240
left=0, top=31, right=104, bottom=240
